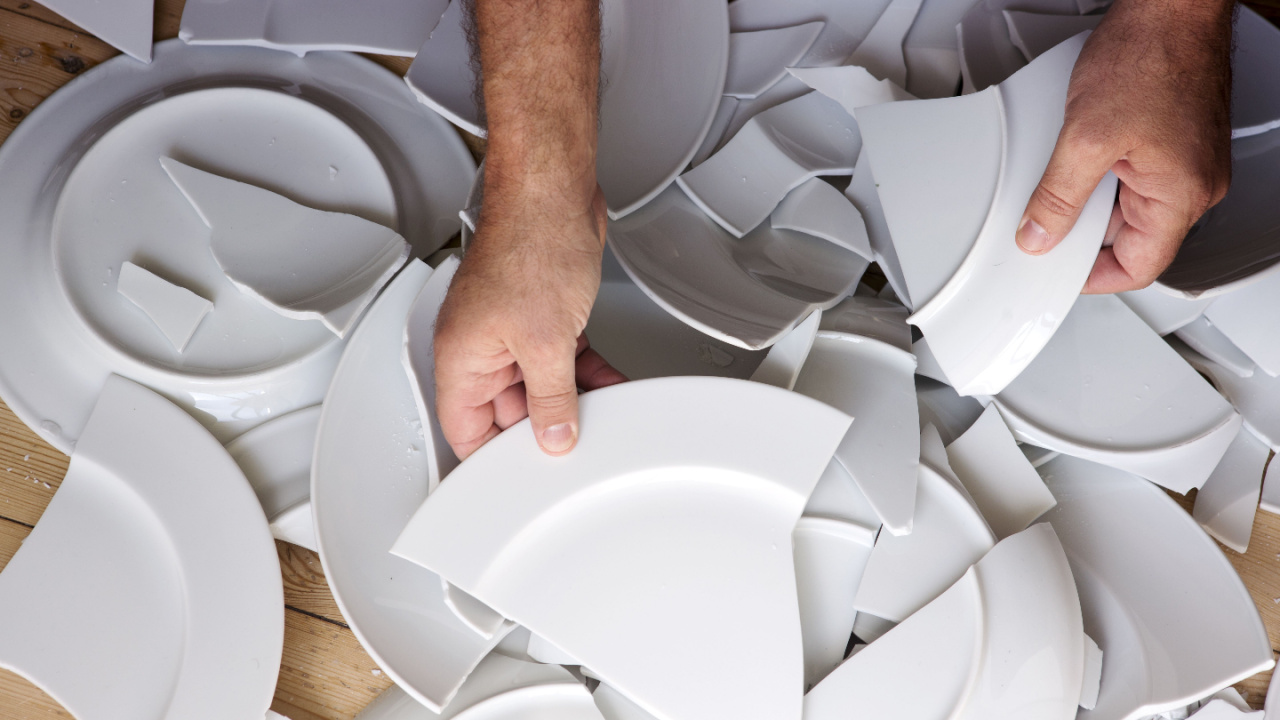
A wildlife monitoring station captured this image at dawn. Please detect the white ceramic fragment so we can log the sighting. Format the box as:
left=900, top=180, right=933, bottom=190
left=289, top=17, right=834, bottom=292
left=391, top=377, right=851, bottom=720
left=355, top=654, right=581, bottom=720
left=1039, top=455, right=1275, bottom=720
left=725, top=23, right=825, bottom=99
left=850, top=613, right=896, bottom=645
left=40, top=0, right=153, bottom=61
left=919, top=423, right=987, bottom=521
left=901, top=0, right=974, bottom=98
left=1022, top=443, right=1061, bottom=468
left=945, top=404, right=1057, bottom=539
left=116, top=260, right=213, bottom=353
left=1193, top=425, right=1269, bottom=553
left=846, top=0, right=925, bottom=87
left=771, top=179, right=874, bottom=259
left=678, top=92, right=861, bottom=237
left=225, top=404, right=323, bottom=551
left=594, top=682, right=662, bottom=720
left=1261, top=454, right=1280, bottom=516
left=1119, top=284, right=1213, bottom=335
left=435, top=684, right=606, bottom=720
left=1231, top=7, right=1280, bottom=139
left=1190, top=699, right=1264, bottom=719
left=910, top=336, right=949, bottom=385
left=443, top=581, right=511, bottom=641
left=803, top=460, right=883, bottom=534
left=787, top=65, right=915, bottom=117
left=1176, top=316, right=1257, bottom=378
left=1081, top=634, right=1103, bottom=710
left=1003, top=11, right=1102, bottom=61
left=749, top=310, right=821, bottom=390
left=794, top=332, right=920, bottom=536
left=404, top=1, right=480, bottom=135
left=844, top=146, right=912, bottom=308
left=915, top=376, right=984, bottom=446
left=179, top=0, right=448, bottom=56
left=819, top=295, right=911, bottom=352
left=1174, top=339, right=1280, bottom=452
left=1203, top=273, right=1280, bottom=377
left=807, top=524, right=1084, bottom=720
left=792, top=517, right=877, bottom=690
left=0, top=375, right=282, bottom=719
left=689, top=96, right=740, bottom=168
left=161, top=156, right=410, bottom=339
left=403, top=254, right=463, bottom=493
left=955, top=0, right=1079, bottom=93
left=526, top=635, right=583, bottom=667
left=728, top=0, right=896, bottom=66
left=993, top=295, right=1241, bottom=495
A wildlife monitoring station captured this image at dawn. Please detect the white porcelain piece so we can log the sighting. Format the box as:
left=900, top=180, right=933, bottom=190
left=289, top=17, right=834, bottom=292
left=794, top=332, right=920, bottom=536
left=803, top=460, right=883, bottom=534
left=1176, top=316, right=1258, bottom=378
left=919, top=422, right=985, bottom=516
left=852, top=437, right=996, bottom=622
left=433, top=684, right=606, bottom=720
left=1192, top=425, right=1269, bottom=553
left=792, top=516, right=877, bottom=690
left=493, top=627, right=537, bottom=664
left=1119, top=284, right=1213, bottom=335
left=771, top=178, right=874, bottom=259
left=179, top=0, right=448, bottom=55
left=225, top=404, right=323, bottom=551
left=1231, top=7, right=1280, bottom=139
left=716, top=74, right=817, bottom=158
left=1191, top=699, right=1264, bottom=719
left=1174, top=340, right=1280, bottom=451
left=993, top=295, right=1241, bottom=494
left=678, top=91, right=861, bottom=237
left=689, top=96, right=740, bottom=168
left=403, top=254, right=463, bottom=493
left=1203, top=272, right=1280, bottom=377
left=1038, top=455, right=1274, bottom=720
left=945, top=403, right=1057, bottom=539
left=0, top=375, right=282, bottom=718
left=269, top=501, right=318, bottom=552
left=1081, top=634, right=1103, bottom=710
left=819, top=295, right=911, bottom=352
left=162, top=156, right=410, bottom=339
left=0, top=43, right=474, bottom=453
left=593, top=682, right=662, bottom=720
left=40, top=0, right=153, bottom=61
left=608, top=184, right=867, bottom=351
left=1207, top=688, right=1254, bottom=715
left=1261, top=452, right=1280, bottom=516
left=901, top=0, right=976, bottom=98
left=955, top=0, right=1080, bottom=93
left=807, top=524, right=1084, bottom=720
left=728, top=0, right=896, bottom=66
left=750, top=310, right=821, bottom=390
left=846, top=0, right=925, bottom=87
left=910, top=336, right=950, bottom=385
left=1021, top=443, right=1061, bottom=468
left=391, top=377, right=852, bottom=720
left=313, top=261, right=511, bottom=711
left=850, top=613, right=896, bottom=645
left=444, top=581, right=511, bottom=641
left=725, top=23, right=825, bottom=99
left=526, top=635, right=584, bottom=667
left=915, top=376, right=984, bottom=445
left=116, top=260, right=213, bottom=353
left=1003, top=11, right=1102, bottom=61
left=787, top=65, right=914, bottom=117
left=844, top=146, right=912, bottom=308
left=403, top=1, right=481, bottom=135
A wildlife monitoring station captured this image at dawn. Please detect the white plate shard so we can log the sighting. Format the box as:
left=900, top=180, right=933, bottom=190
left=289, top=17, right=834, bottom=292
left=915, top=376, right=984, bottom=446
left=749, top=310, right=821, bottom=390
left=439, top=684, right=607, bottom=720
left=1080, top=633, right=1103, bottom=710
left=443, top=581, right=511, bottom=641
left=1190, top=699, right=1265, bottom=719
left=803, top=460, right=884, bottom=534
left=807, top=524, right=1084, bottom=720
left=593, top=682, right=663, bottom=720
left=1118, top=284, right=1213, bottom=336
left=161, top=156, right=410, bottom=339
left=678, top=91, right=861, bottom=238
left=1232, top=6, right=1280, bottom=139
left=1192, top=425, right=1269, bottom=553
left=1173, top=339, right=1280, bottom=451
left=404, top=0, right=481, bottom=135
left=391, top=377, right=852, bottom=720
left=1261, top=453, right=1280, bottom=516
left=771, top=179, right=874, bottom=259
left=787, top=65, right=915, bottom=117
left=1002, top=11, right=1103, bottom=61
left=116, top=260, right=213, bottom=352
left=819, top=295, right=911, bottom=352
left=225, top=404, right=323, bottom=551
left=403, top=254, right=463, bottom=493
left=918, top=422, right=987, bottom=522
left=179, top=0, right=449, bottom=56
left=793, top=332, right=920, bottom=536
left=845, top=0, right=925, bottom=87
left=845, top=146, right=913, bottom=309
left=1175, top=316, right=1257, bottom=378
left=901, top=0, right=973, bottom=98
left=0, top=375, right=282, bottom=719
left=39, top=0, right=153, bottom=61
left=725, top=23, right=825, bottom=99
left=945, top=403, right=1057, bottom=539
left=792, top=517, right=877, bottom=690
left=526, top=635, right=584, bottom=667
left=727, top=0, right=896, bottom=65
left=689, top=96, right=740, bottom=168
left=1039, top=455, right=1275, bottom=720
left=956, top=0, right=1080, bottom=94
left=994, top=295, right=1241, bottom=495
left=1202, top=272, right=1280, bottom=377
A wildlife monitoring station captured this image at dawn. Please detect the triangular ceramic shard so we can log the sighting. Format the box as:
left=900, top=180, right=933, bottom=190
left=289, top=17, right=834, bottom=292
left=1190, top=699, right=1265, bottom=719
left=355, top=654, right=580, bottom=720
left=403, top=255, right=463, bottom=493
left=725, top=22, right=825, bottom=99
left=594, top=682, right=663, bottom=720
left=994, top=295, right=1241, bottom=494
left=771, top=178, right=874, bottom=259
left=405, top=0, right=484, bottom=137
left=807, top=524, right=1084, bottom=720
left=160, top=157, right=410, bottom=338
left=803, top=459, right=884, bottom=534
left=1192, top=425, right=1269, bottom=553
left=1039, top=455, right=1275, bottom=720
left=448, top=684, right=607, bottom=720
left=749, top=309, right=821, bottom=390
left=1118, top=284, right=1213, bottom=335
left=224, top=404, right=322, bottom=550
left=1172, top=339, right=1280, bottom=452
left=901, top=0, right=971, bottom=98
left=116, top=261, right=213, bottom=352
left=787, top=66, right=915, bottom=117
left=1080, top=634, right=1103, bottom=710
left=526, top=634, right=584, bottom=666
left=819, top=295, right=912, bottom=352
left=442, top=580, right=509, bottom=641
left=793, top=333, right=920, bottom=536
left=919, top=423, right=990, bottom=526
left=845, top=0, right=925, bottom=87
left=845, top=147, right=912, bottom=309
left=39, top=0, right=153, bottom=62
left=1231, top=7, right=1280, bottom=139
left=689, top=96, right=740, bottom=168
left=1002, top=11, right=1103, bottom=61
left=179, top=0, right=448, bottom=56
left=910, top=336, right=950, bottom=385
left=1175, top=316, right=1257, bottom=378
left=0, top=375, right=282, bottom=719
left=727, top=0, right=895, bottom=64
left=945, top=403, right=1057, bottom=539
left=390, top=377, right=851, bottom=720
left=677, top=91, right=861, bottom=238
left=792, top=517, right=876, bottom=690
left=1202, top=272, right=1280, bottom=377
left=915, top=376, right=984, bottom=445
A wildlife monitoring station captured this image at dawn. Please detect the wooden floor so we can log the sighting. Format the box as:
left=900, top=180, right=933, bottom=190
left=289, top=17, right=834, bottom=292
left=1, top=0, right=1279, bottom=717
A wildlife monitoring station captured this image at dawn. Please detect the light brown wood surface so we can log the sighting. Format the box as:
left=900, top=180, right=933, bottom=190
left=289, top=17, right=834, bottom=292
left=1, top=0, right=1278, bottom=717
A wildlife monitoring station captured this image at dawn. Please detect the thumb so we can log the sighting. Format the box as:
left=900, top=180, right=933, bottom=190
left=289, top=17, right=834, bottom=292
left=1017, top=124, right=1119, bottom=255
left=520, top=345, right=581, bottom=456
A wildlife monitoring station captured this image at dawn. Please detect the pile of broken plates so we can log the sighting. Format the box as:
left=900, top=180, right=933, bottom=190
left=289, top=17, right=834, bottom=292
left=1, top=0, right=1280, bottom=719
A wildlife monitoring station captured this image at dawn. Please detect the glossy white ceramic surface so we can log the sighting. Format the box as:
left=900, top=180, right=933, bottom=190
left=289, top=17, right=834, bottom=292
left=1175, top=339, right=1280, bottom=451
left=1118, top=283, right=1213, bottom=335
left=846, top=0, right=924, bottom=87
left=391, top=377, right=852, bottom=720
left=41, top=0, right=152, bottom=61
left=1193, top=425, right=1268, bottom=553
left=792, top=516, right=876, bottom=690
left=725, top=23, right=825, bottom=99
left=179, top=0, right=448, bottom=55
left=1232, top=6, right=1280, bottom=138
left=901, top=0, right=973, bottom=97
left=0, top=42, right=474, bottom=453
left=771, top=178, right=874, bottom=259
left=803, top=459, right=884, bottom=534
left=116, top=261, right=212, bottom=353
left=915, top=376, right=985, bottom=446
left=749, top=310, right=821, bottom=390
left=1039, top=455, right=1274, bottom=720
left=355, top=654, right=581, bottom=720
left=787, top=65, right=914, bottom=117
left=403, top=254, right=463, bottom=494
left=956, top=0, right=1079, bottom=92
left=0, top=375, right=282, bottom=719
left=1203, top=271, right=1280, bottom=377
left=403, top=1, right=480, bottom=135
left=225, top=404, right=322, bottom=551
left=442, top=582, right=510, bottom=641
left=1003, top=11, right=1102, bottom=61
left=1192, top=699, right=1265, bottom=719
left=593, top=682, right=663, bottom=720
left=727, top=0, right=895, bottom=65
left=818, top=295, right=912, bottom=352
left=1176, top=315, right=1258, bottom=378
left=430, top=684, right=606, bottom=720
left=689, top=96, right=740, bottom=168
left=1261, top=450, right=1280, bottom=516
left=1081, top=634, right=1103, bottom=710
left=844, top=146, right=912, bottom=308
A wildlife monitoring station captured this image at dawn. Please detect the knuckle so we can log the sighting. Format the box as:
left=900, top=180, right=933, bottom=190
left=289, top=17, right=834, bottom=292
left=1034, top=184, right=1083, bottom=218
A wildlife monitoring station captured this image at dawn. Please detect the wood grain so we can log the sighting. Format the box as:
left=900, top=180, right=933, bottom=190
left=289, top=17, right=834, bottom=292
left=279, top=540, right=349, bottom=626
left=273, top=610, right=395, bottom=719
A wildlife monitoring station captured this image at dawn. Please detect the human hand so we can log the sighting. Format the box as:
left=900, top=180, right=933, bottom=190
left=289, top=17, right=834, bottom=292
left=1015, top=0, right=1234, bottom=293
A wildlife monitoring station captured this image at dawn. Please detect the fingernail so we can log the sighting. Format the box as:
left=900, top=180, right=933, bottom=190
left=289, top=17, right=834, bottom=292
left=1017, top=216, right=1051, bottom=253
left=540, top=423, right=576, bottom=454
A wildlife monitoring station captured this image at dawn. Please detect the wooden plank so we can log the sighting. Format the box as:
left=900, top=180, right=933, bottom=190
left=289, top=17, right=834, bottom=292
left=279, top=540, right=348, bottom=626
left=274, top=610, right=394, bottom=720
left=0, top=401, right=66, bottom=528
left=0, top=670, right=66, bottom=720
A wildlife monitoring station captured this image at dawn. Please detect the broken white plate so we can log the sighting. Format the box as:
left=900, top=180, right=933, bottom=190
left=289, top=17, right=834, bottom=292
left=1118, top=283, right=1213, bottom=335
left=725, top=23, right=825, bottom=99
left=1262, top=454, right=1280, bottom=516
left=1231, top=6, right=1280, bottom=139
left=689, top=96, right=741, bottom=168
left=0, top=375, right=282, bottom=719
left=1038, top=455, right=1274, bottom=720
left=678, top=91, right=861, bottom=237
left=226, top=404, right=322, bottom=551
left=945, top=403, right=1057, bottom=539
left=727, top=0, right=896, bottom=65
left=792, top=517, right=876, bottom=690
left=858, top=34, right=1117, bottom=395
left=749, top=310, right=821, bottom=390
left=955, top=0, right=1080, bottom=92
left=852, top=436, right=996, bottom=622
left=806, top=523, right=1084, bottom=720
left=818, top=295, right=912, bottom=352
left=162, top=156, right=410, bottom=339
left=593, top=682, right=663, bottom=720
left=771, top=178, right=874, bottom=259
left=1081, top=634, right=1103, bottom=710
left=1003, top=11, right=1102, bottom=61
left=39, top=0, right=153, bottom=61
left=313, top=260, right=512, bottom=712
left=179, top=0, right=448, bottom=55
left=0, top=43, right=474, bottom=453
left=403, top=254, right=463, bottom=494
left=993, top=295, right=1241, bottom=494
left=1191, top=699, right=1265, bottom=720
left=1174, top=339, right=1280, bottom=451
left=607, top=184, right=867, bottom=351
left=525, top=635, right=583, bottom=667
left=442, top=582, right=510, bottom=642
left=1192, top=425, right=1269, bottom=553
left=915, top=376, right=984, bottom=446
left=845, top=146, right=912, bottom=308
left=845, top=0, right=925, bottom=87
left=407, top=0, right=729, bottom=219
left=431, top=684, right=606, bottom=720
left=901, top=0, right=983, bottom=97
left=1202, top=272, right=1280, bottom=377
left=116, top=260, right=213, bottom=353
left=793, top=332, right=920, bottom=536
left=787, top=65, right=915, bottom=117
left=356, top=653, right=582, bottom=719
left=803, top=460, right=884, bottom=534
left=1175, top=315, right=1257, bottom=378
left=391, top=377, right=852, bottom=720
